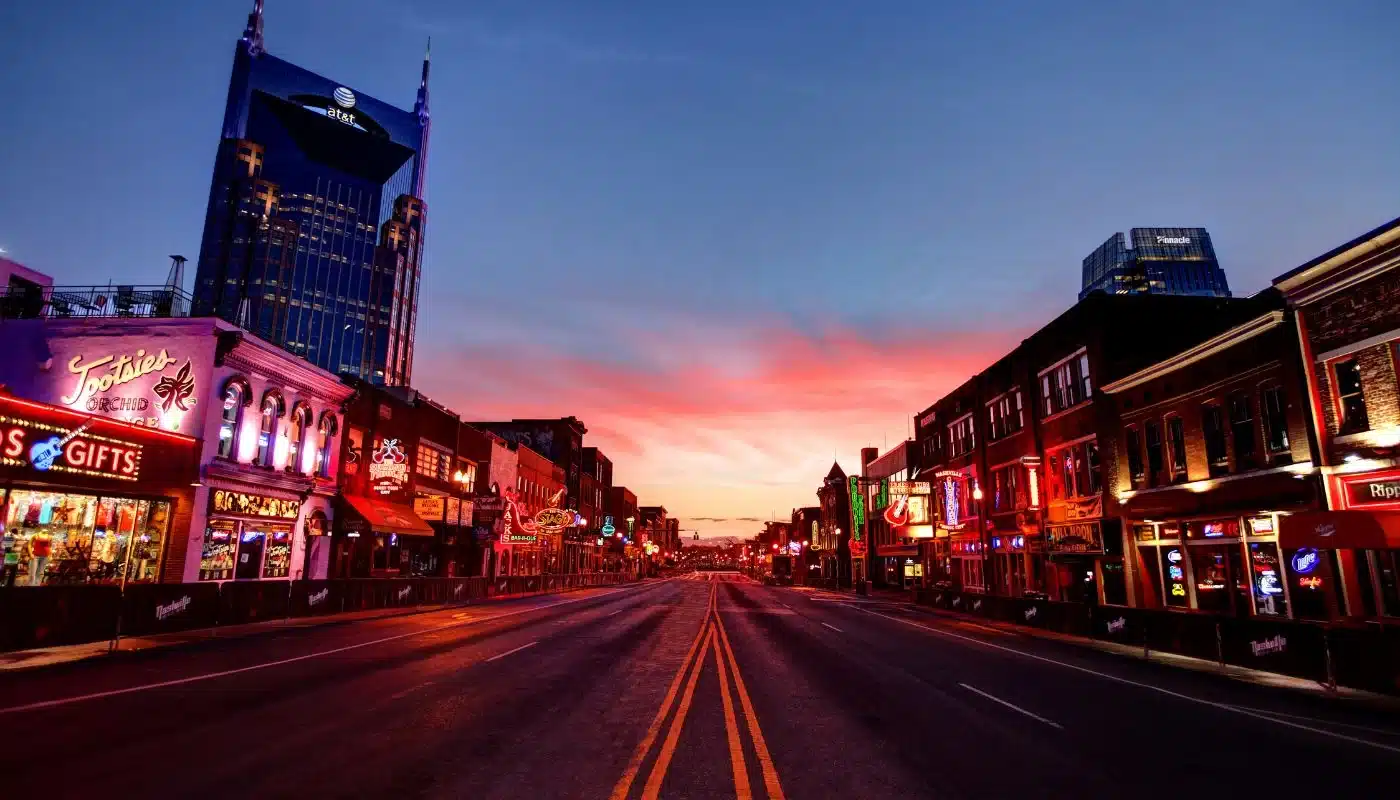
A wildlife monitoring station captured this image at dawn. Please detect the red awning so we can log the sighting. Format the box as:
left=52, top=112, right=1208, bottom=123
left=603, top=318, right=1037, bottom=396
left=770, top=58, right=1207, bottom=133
left=343, top=495, right=436, bottom=537
left=1277, top=511, right=1400, bottom=551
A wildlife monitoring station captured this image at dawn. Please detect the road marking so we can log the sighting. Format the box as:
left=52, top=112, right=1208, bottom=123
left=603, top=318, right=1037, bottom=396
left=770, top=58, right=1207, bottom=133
left=1226, top=705, right=1400, bottom=737
left=0, top=582, right=663, bottom=715
left=856, top=607, right=1400, bottom=756
left=716, top=602, right=786, bottom=800
left=712, top=623, right=753, bottom=800
left=642, top=627, right=715, bottom=800
left=485, top=641, right=538, bottom=662
left=610, top=582, right=716, bottom=800
left=958, top=682, right=1063, bottom=729
left=779, top=603, right=791, bottom=609
left=821, top=622, right=844, bottom=633
left=452, top=613, right=471, bottom=619
left=389, top=681, right=435, bottom=700
left=607, top=609, right=624, bottom=617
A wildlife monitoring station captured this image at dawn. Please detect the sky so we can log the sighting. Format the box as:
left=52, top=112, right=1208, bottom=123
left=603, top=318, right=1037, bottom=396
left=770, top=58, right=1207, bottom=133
left=3, top=0, right=1398, bottom=539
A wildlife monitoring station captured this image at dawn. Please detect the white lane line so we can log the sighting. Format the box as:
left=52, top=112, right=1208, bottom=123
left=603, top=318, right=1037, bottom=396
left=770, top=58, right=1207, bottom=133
left=821, top=622, right=844, bottom=633
left=779, top=603, right=791, bottom=610
left=452, top=613, right=471, bottom=619
left=0, top=581, right=664, bottom=715
left=389, top=681, right=434, bottom=700
left=856, top=607, right=1400, bottom=756
left=485, top=641, right=538, bottom=663
left=607, top=609, right=624, bottom=617
left=959, top=683, right=1063, bottom=729
left=1227, top=706, right=1400, bottom=737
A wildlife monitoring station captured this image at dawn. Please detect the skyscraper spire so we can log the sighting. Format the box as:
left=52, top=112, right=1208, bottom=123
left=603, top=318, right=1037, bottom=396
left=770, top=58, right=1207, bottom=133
left=242, top=0, right=265, bottom=56
left=414, top=36, right=431, bottom=122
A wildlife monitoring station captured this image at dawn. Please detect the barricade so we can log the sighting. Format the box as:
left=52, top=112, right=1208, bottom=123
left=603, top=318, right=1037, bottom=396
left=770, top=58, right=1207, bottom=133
left=218, top=579, right=290, bottom=625
left=1090, top=605, right=1151, bottom=646
left=1329, top=623, right=1400, bottom=695
left=289, top=580, right=340, bottom=617
left=120, top=582, right=221, bottom=637
left=1218, top=616, right=1327, bottom=682
left=0, top=585, right=120, bottom=650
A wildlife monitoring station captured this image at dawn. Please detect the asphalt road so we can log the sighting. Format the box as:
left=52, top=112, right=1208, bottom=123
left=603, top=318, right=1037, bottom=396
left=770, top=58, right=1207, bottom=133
left=2, top=574, right=1398, bottom=798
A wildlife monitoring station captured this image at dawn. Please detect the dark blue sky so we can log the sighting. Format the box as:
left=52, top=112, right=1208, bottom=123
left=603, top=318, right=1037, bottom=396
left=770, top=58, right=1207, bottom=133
left=3, top=0, right=1398, bottom=531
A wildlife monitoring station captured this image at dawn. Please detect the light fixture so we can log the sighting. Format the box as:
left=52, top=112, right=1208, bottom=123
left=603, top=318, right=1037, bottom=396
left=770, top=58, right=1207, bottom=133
left=972, top=485, right=984, bottom=501
left=1343, top=453, right=1362, bottom=463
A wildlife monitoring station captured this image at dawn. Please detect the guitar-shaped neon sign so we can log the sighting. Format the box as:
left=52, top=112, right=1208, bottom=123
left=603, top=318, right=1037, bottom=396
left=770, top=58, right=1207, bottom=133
left=29, top=419, right=96, bottom=472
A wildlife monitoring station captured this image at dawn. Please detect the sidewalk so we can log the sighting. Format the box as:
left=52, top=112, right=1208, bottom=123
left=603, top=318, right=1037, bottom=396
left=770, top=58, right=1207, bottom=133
left=809, top=586, right=1400, bottom=709
left=0, top=582, right=633, bottom=674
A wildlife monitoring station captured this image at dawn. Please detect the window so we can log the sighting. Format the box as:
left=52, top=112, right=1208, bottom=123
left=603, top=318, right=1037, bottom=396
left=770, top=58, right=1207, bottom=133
left=990, top=464, right=1020, bottom=513
left=217, top=384, right=245, bottom=459
left=315, top=414, right=338, bottom=478
left=416, top=442, right=452, bottom=482
left=257, top=395, right=282, bottom=467
left=1048, top=440, right=1101, bottom=499
left=1333, top=359, right=1368, bottom=434
left=1125, top=428, right=1144, bottom=488
left=987, top=391, right=1024, bottom=441
left=1261, top=386, right=1290, bottom=457
left=1229, top=393, right=1258, bottom=471
left=1041, top=350, right=1092, bottom=416
left=286, top=407, right=311, bottom=473
left=948, top=415, right=976, bottom=457
left=1202, top=404, right=1228, bottom=476
left=1144, top=422, right=1164, bottom=487
left=1167, top=416, right=1187, bottom=482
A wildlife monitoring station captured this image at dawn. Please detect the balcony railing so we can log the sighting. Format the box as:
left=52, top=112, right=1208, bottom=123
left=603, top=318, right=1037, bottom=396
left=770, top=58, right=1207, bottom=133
left=0, top=285, right=194, bottom=321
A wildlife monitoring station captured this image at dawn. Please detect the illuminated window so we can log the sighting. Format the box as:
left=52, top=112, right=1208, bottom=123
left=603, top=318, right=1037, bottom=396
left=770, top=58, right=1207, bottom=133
left=1202, top=404, right=1228, bottom=476
left=416, top=441, right=452, bottom=482
left=217, top=383, right=246, bottom=459
left=315, top=414, right=338, bottom=478
left=257, top=394, right=282, bottom=467
left=1333, top=358, right=1368, bottom=434
left=1167, top=416, right=1187, bottom=482
left=1261, top=386, right=1291, bottom=459
left=1124, top=427, right=1144, bottom=488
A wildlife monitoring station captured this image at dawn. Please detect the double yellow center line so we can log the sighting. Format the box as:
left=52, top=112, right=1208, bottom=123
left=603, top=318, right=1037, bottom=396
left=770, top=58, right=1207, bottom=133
left=611, top=582, right=784, bottom=800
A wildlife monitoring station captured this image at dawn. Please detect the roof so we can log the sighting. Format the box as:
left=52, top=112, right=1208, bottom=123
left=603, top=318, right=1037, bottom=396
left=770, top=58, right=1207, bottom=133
left=824, top=461, right=847, bottom=480
left=1273, top=214, right=1400, bottom=287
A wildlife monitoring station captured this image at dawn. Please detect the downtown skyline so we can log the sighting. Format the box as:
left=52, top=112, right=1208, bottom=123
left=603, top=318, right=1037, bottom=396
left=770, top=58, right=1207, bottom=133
left=4, top=0, right=1400, bottom=539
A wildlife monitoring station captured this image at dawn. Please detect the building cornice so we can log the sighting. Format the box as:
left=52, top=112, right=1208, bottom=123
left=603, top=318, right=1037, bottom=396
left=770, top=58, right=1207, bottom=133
left=221, top=336, right=353, bottom=403
left=1102, top=311, right=1284, bottom=395
left=1274, top=223, right=1400, bottom=304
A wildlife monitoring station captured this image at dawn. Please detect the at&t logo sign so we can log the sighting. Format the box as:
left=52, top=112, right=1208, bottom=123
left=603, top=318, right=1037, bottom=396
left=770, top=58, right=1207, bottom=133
left=328, top=86, right=357, bottom=126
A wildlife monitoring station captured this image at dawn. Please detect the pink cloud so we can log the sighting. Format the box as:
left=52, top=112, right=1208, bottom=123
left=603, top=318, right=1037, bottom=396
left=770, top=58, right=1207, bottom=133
left=415, top=319, right=1021, bottom=538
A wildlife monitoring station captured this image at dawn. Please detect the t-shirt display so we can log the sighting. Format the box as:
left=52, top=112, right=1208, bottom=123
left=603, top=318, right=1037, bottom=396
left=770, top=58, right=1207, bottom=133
left=0, top=490, right=172, bottom=586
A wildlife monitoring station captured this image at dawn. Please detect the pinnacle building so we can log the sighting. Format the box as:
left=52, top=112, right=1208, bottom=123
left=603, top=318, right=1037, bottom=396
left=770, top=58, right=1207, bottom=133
left=1079, top=228, right=1231, bottom=301
left=193, top=1, right=430, bottom=385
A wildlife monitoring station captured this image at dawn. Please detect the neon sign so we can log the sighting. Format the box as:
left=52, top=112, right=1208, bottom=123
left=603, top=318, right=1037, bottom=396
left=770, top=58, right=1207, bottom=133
left=369, top=438, right=408, bottom=495
left=60, top=348, right=197, bottom=431
left=2, top=414, right=142, bottom=481
left=1290, top=547, right=1319, bottom=575
left=1297, top=575, right=1322, bottom=590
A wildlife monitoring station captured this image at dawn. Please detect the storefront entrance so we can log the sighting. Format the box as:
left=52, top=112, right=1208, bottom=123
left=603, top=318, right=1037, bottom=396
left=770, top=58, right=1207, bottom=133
left=1, top=488, right=174, bottom=586
left=235, top=529, right=265, bottom=580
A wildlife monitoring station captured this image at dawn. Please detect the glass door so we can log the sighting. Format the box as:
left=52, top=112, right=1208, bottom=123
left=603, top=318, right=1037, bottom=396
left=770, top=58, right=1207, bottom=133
left=235, top=527, right=266, bottom=580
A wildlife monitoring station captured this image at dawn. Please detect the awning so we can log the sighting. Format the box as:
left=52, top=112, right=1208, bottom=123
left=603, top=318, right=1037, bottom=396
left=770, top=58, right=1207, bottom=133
left=875, top=544, right=920, bottom=558
left=1277, top=510, right=1400, bottom=550
left=342, top=495, right=436, bottom=537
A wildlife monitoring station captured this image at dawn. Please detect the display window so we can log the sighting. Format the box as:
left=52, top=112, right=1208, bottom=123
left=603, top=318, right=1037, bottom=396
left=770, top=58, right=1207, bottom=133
left=0, top=489, right=170, bottom=586
left=198, top=518, right=294, bottom=581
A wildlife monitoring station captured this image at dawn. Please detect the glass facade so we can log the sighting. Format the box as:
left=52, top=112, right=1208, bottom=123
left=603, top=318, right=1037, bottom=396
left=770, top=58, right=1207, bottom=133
left=1080, top=228, right=1231, bottom=300
left=193, top=14, right=429, bottom=386
left=1, top=489, right=172, bottom=586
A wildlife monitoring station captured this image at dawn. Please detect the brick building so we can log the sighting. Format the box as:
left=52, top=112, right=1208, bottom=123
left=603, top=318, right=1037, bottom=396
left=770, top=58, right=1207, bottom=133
left=1105, top=293, right=1323, bottom=618
left=512, top=444, right=566, bottom=575
left=1274, top=214, right=1400, bottom=620
left=816, top=461, right=853, bottom=586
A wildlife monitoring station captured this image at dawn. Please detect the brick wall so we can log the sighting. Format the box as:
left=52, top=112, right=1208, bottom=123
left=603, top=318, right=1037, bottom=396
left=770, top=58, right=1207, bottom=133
left=160, top=486, right=198, bottom=583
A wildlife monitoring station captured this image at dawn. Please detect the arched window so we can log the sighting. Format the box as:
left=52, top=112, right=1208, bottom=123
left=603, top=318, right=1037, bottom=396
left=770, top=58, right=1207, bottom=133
left=316, top=412, right=339, bottom=478
left=216, top=377, right=251, bottom=459
left=287, top=403, right=313, bottom=473
left=257, top=391, right=285, bottom=467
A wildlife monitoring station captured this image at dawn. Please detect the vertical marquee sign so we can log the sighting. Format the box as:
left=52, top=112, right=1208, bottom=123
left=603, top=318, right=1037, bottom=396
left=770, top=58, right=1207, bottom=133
left=848, top=475, right=866, bottom=554
left=369, top=438, right=409, bottom=497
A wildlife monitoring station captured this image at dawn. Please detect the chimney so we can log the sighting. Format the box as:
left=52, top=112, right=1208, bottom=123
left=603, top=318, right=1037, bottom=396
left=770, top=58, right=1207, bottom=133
left=861, top=447, right=879, bottom=466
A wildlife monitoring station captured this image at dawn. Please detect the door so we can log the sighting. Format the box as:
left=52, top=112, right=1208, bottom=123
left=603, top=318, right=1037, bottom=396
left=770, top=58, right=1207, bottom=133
left=235, top=529, right=265, bottom=580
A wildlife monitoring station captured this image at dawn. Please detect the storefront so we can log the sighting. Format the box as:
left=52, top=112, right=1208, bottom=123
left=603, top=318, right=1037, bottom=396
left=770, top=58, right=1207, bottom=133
left=1045, top=519, right=1115, bottom=604
left=1277, top=508, right=1400, bottom=620
left=0, top=393, right=198, bottom=586
left=988, top=531, right=1046, bottom=598
left=198, top=488, right=301, bottom=581
left=1133, top=513, right=1297, bottom=617
left=337, top=494, right=436, bottom=577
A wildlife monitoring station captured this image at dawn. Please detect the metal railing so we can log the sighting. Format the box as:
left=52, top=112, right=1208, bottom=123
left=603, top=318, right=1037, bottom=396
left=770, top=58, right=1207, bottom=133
left=0, top=285, right=194, bottom=321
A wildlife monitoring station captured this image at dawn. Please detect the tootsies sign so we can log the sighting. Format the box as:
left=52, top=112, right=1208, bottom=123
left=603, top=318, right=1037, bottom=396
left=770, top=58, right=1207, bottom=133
left=0, top=413, right=144, bottom=481
left=1344, top=477, right=1400, bottom=507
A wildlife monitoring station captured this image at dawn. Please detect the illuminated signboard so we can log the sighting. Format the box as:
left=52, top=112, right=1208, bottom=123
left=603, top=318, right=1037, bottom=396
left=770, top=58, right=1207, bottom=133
left=888, top=481, right=931, bottom=497
left=211, top=489, right=301, bottom=520
left=369, top=438, right=409, bottom=496
left=533, top=507, right=572, bottom=533
left=1290, top=547, right=1320, bottom=575
left=59, top=348, right=199, bottom=432
left=1, top=413, right=143, bottom=481
left=1165, top=547, right=1187, bottom=599
left=848, top=475, right=865, bottom=552
left=1344, top=477, right=1400, bottom=507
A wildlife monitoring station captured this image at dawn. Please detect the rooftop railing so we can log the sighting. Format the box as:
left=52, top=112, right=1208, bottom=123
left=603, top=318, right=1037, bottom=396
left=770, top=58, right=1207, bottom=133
left=0, top=285, right=194, bottom=321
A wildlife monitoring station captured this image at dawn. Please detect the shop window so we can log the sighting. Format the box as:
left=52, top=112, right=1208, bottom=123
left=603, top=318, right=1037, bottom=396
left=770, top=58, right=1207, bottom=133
left=1166, top=416, right=1187, bottom=482
left=217, top=384, right=246, bottom=459
left=1373, top=550, right=1400, bottom=617
left=1333, top=358, right=1369, bottom=434
left=1161, top=546, right=1189, bottom=607
left=1229, top=393, right=1258, bottom=471
left=990, top=464, right=1019, bottom=513
left=2, top=491, right=170, bottom=586
left=1125, top=427, right=1145, bottom=489
left=1145, top=422, right=1164, bottom=487
left=1202, top=404, right=1228, bottom=477
left=1248, top=542, right=1287, bottom=616
left=947, top=414, right=975, bottom=457
left=1261, top=386, right=1291, bottom=462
